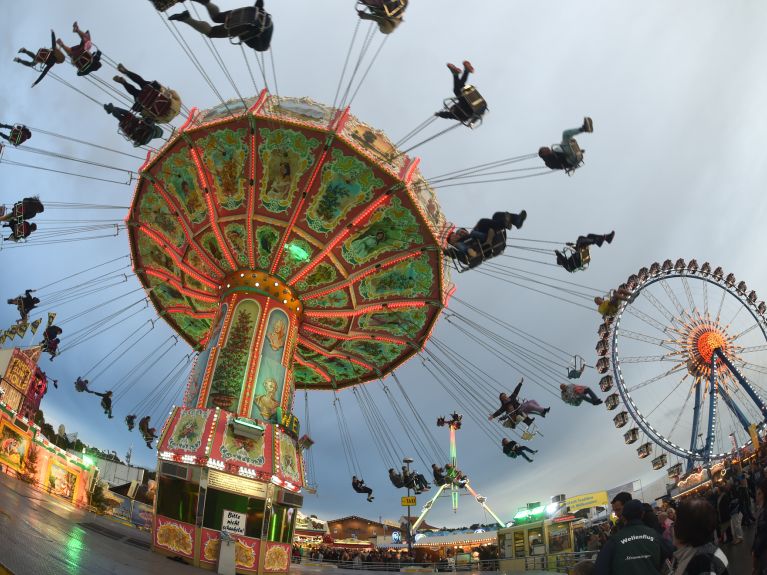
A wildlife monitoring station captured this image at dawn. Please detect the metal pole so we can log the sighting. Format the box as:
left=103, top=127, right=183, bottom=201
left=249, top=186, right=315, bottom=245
left=404, top=457, right=413, bottom=556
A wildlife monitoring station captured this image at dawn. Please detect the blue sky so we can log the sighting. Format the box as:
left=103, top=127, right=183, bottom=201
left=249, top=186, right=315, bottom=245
left=3, top=1, right=767, bottom=528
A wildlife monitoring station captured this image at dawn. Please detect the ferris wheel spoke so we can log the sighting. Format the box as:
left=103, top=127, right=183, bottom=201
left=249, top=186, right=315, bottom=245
left=733, top=361, right=767, bottom=376
left=730, top=323, right=759, bottom=343
left=681, top=276, right=699, bottom=317
left=644, top=373, right=689, bottom=418
left=641, top=290, right=680, bottom=325
left=726, top=304, right=746, bottom=330
left=623, top=305, right=671, bottom=335
left=733, top=343, right=767, bottom=354
left=618, top=329, right=677, bottom=351
left=660, top=279, right=687, bottom=317
left=715, top=289, right=726, bottom=323
left=621, top=354, right=681, bottom=364
left=626, top=362, right=686, bottom=392
left=703, top=281, right=709, bottom=319
left=667, top=383, right=694, bottom=441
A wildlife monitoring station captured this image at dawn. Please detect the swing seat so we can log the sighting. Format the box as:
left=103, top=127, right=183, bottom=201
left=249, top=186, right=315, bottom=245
left=8, top=126, right=30, bottom=147
left=442, top=85, right=487, bottom=129
left=558, top=138, right=584, bottom=175
left=562, top=245, right=590, bottom=272
left=445, top=230, right=506, bottom=273
left=118, top=115, right=160, bottom=147
left=150, top=0, right=183, bottom=10
left=136, top=86, right=182, bottom=123
left=357, top=0, right=407, bottom=18
left=73, top=50, right=101, bottom=76
left=225, top=8, right=273, bottom=46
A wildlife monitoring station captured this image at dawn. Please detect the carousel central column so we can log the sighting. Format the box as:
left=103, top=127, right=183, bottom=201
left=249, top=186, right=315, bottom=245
left=194, top=269, right=302, bottom=423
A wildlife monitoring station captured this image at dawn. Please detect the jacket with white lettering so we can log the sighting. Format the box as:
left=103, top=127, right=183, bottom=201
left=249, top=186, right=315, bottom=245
left=594, top=520, right=665, bottom=575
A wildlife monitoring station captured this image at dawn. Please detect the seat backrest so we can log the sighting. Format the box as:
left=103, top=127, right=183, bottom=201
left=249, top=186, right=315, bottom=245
left=383, top=0, right=407, bottom=16
left=460, top=85, right=487, bottom=114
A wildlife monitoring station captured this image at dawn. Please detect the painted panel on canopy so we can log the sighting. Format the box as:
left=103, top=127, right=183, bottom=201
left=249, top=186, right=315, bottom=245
left=408, top=175, right=448, bottom=238
left=252, top=222, right=282, bottom=271
left=213, top=412, right=271, bottom=471
left=311, top=355, right=368, bottom=383
left=221, top=221, right=249, bottom=268
left=205, top=299, right=261, bottom=412
left=340, top=115, right=407, bottom=176
left=274, top=234, right=315, bottom=279
left=147, top=275, right=187, bottom=308
left=157, top=145, right=209, bottom=228
left=295, top=346, right=321, bottom=364
left=302, top=332, right=338, bottom=350
left=264, top=97, right=335, bottom=127
left=357, top=253, right=435, bottom=301
left=303, top=147, right=383, bottom=235
left=169, top=313, right=212, bottom=343
left=293, top=262, right=339, bottom=293
left=257, top=127, right=320, bottom=215
left=304, top=315, right=349, bottom=332
left=305, top=288, right=350, bottom=309
left=340, top=196, right=425, bottom=267
left=137, top=186, right=186, bottom=249
left=197, top=230, right=234, bottom=272
left=356, top=307, right=428, bottom=337
left=182, top=246, right=218, bottom=282
left=340, top=339, right=404, bottom=366
left=194, top=127, right=249, bottom=211
left=188, top=303, right=228, bottom=406
left=138, top=233, right=181, bottom=278
left=291, top=363, right=327, bottom=386
left=249, top=308, right=289, bottom=423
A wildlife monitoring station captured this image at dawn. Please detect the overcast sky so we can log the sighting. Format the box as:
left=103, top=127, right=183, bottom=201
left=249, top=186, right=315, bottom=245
left=3, top=0, right=767, bottom=528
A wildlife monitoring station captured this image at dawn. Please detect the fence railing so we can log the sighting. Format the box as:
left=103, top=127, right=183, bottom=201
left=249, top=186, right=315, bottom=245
left=293, top=557, right=500, bottom=572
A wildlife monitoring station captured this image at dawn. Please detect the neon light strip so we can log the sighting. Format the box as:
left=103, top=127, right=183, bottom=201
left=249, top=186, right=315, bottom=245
left=301, top=324, right=407, bottom=346
left=144, top=268, right=219, bottom=303
left=304, top=300, right=428, bottom=318
left=299, top=337, right=373, bottom=370
left=179, top=107, right=200, bottom=133
left=246, top=126, right=258, bottom=269
left=293, top=354, right=331, bottom=383
left=288, top=193, right=393, bottom=285
left=149, top=181, right=225, bottom=279
left=137, top=225, right=218, bottom=289
left=302, top=250, right=422, bottom=301
left=248, top=89, right=270, bottom=113
left=190, top=147, right=239, bottom=270
left=269, top=108, right=352, bottom=274
left=165, top=306, right=218, bottom=319
left=402, top=156, right=420, bottom=184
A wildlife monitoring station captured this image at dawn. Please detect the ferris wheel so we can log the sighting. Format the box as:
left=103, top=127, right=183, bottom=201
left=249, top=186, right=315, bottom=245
left=597, top=259, right=767, bottom=472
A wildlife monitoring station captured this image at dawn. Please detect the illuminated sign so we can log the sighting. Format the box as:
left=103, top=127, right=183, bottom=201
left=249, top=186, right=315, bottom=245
left=401, top=496, right=416, bottom=507
left=392, top=531, right=402, bottom=543
left=281, top=412, right=300, bottom=437
left=209, top=470, right=267, bottom=498
left=565, top=491, right=609, bottom=513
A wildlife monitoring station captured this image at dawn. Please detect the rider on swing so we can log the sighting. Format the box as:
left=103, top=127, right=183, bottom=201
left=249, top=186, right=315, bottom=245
left=0, top=124, right=32, bottom=147
left=539, top=117, right=593, bottom=172
left=112, top=64, right=182, bottom=123
left=14, top=31, right=65, bottom=86
left=139, top=416, right=158, bottom=448
left=352, top=476, right=375, bottom=502
left=435, top=61, right=487, bottom=126
left=445, top=210, right=527, bottom=268
left=7, top=289, right=39, bottom=323
left=56, top=22, right=102, bottom=76
left=555, top=231, right=615, bottom=272
left=104, top=103, right=164, bottom=147
left=357, top=0, right=409, bottom=34
left=169, top=0, right=273, bottom=52
left=125, top=414, right=137, bottom=431
left=93, top=390, right=114, bottom=419
left=501, top=438, right=537, bottom=463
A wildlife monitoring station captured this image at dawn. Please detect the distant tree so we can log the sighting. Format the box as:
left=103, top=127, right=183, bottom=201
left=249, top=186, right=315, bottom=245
left=22, top=446, right=40, bottom=485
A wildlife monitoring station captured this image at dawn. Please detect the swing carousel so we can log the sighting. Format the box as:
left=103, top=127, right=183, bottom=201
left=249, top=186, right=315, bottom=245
left=127, top=92, right=452, bottom=571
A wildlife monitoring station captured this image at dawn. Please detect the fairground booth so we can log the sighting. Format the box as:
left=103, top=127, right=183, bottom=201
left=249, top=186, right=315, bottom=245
left=0, top=347, right=95, bottom=506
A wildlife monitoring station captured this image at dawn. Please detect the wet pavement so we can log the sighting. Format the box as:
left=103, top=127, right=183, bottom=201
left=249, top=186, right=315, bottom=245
left=0, top=472, right=205, bottom=575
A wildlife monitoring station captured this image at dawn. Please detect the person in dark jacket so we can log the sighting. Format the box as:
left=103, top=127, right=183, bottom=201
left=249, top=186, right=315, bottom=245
left=716, top=484, right=732, bottom=544
left=389, top=468, right=404, bottom=488
left=752, top=480, right=767, bottom=574
left=352, top=476, right=374, bottom=502
left=594, top=499, right=669, bottom=575
left=672, top=498, right=728, bottom=575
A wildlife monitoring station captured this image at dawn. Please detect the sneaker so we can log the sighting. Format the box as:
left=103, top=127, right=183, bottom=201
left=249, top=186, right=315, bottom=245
left=467, top=248, right=478, bottom=258
left=516, top=210, right=527, bottom=229
left=103, top=103, right=114, bottom=113
left=543, top=407, right=550, bottom=417
left=446, top=63, right=461, bottom=74
left=13, top=58, right=21, bottom=63
left=117, top=63, right=127, bottom=74
left=113, top=75, right=123, bottom=83
left=555, top=250, right=566, bottom=267
left=594, top=399, right=603, bottom=405
left=168, top=10, right=190, bottom=21
left=582, top=116, right=594, bottom=133
left=462, top=60, right=474, bottom=74
left=605, top=230, right=615, bottom=244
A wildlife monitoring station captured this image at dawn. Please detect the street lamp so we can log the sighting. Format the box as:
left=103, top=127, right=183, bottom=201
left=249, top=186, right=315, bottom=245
left=403, top=456, right=414, bottom=556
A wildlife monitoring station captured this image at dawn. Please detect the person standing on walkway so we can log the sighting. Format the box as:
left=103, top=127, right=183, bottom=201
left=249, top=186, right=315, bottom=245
left=671, top=498, right=728, bottom=575
left=752, top=480, right=767, bottom=574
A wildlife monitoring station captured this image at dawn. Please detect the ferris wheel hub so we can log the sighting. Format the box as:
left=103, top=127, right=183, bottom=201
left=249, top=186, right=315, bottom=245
left=684, top=320, right=733, bottom=379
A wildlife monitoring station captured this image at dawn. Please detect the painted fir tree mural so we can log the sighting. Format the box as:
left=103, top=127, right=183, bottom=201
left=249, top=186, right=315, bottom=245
left=208, top=307, right=255, bottom=410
